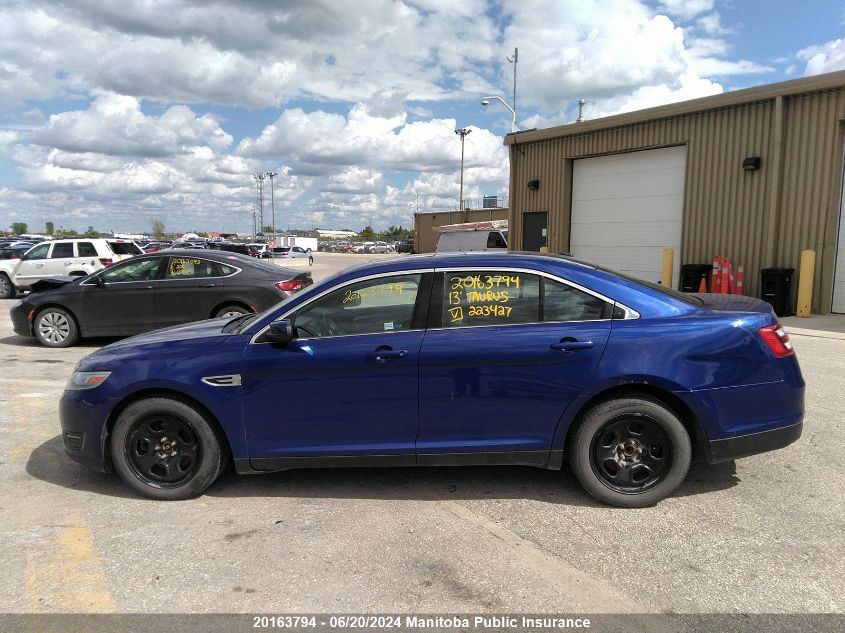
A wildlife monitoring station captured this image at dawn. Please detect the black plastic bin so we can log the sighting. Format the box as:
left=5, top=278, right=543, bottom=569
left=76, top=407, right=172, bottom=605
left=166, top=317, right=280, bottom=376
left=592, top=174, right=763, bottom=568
left=760, top=268, right=795, bottom=317
left=679, top=264, right=712, bottom=292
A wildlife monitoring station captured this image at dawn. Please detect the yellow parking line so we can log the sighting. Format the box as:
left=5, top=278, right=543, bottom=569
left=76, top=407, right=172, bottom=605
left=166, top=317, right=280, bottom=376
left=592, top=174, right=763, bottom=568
left=26, top=513, right=117, bottom=613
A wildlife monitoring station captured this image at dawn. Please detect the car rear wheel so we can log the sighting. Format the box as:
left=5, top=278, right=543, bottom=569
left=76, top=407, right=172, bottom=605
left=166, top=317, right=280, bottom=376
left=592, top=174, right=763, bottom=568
left=569, top=396, right=691, bottom=508
left=110, top=397, right=228, bottom=500
left=0, top=273, right=15, bottom=299
left=34, top=307, right=80, bottom=347
left=214, top=304, right=250, bottom=318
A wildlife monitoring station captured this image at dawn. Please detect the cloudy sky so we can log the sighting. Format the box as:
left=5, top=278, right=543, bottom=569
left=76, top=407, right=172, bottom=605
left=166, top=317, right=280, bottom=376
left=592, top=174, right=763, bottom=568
left=1, top=0, right=844, bottom=235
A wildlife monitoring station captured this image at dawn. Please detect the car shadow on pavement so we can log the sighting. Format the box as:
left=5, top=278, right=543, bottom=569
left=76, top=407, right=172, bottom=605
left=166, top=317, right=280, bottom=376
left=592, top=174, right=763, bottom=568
left=0, top=334, right=121, bottom=348
left=28, top=435, right=739, bottom=506
left=26, top=435, right=139, bottom=500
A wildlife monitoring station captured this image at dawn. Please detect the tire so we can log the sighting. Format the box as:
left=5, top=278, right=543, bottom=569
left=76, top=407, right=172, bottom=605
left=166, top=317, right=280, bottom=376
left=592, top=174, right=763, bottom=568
left=569, top=396, right=691, bottom=508
left=33, top=306, right=80, bottom=347
left=110, top=397, right=228, bottom=500
left=308, top=256, right=314, bottom=266
left=213, top=304, right=250, bottom=318
left=0, top=273, right=15, bottom=299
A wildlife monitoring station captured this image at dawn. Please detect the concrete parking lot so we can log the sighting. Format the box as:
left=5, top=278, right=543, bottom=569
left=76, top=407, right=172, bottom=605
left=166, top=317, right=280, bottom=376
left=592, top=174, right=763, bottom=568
left=0, top=252, right=842, bottom=615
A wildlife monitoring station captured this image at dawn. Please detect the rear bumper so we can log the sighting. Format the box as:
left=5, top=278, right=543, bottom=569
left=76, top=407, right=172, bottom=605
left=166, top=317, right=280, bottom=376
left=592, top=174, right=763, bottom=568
left=708, top=420, right=803, bottom=463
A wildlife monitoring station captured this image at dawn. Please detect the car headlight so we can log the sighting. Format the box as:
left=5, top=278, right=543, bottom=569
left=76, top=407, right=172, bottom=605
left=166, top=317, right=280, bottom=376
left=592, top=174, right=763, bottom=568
left=66, top=371, right=111, bottom=391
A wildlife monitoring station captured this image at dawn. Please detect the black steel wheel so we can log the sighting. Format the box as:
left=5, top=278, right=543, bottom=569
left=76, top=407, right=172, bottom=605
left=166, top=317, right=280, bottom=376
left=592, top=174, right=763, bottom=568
left=0, top=273, right=15, bottom=299
left=110, top=397, right=228, bottom=500
left=569, top=396, right=691, bottom=507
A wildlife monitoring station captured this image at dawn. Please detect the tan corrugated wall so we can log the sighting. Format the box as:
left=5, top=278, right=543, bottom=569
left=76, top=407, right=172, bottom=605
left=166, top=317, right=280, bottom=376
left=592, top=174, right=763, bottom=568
left=509, top=87, right=845, bottom=313
left=413, top=208, right=509, bottom=253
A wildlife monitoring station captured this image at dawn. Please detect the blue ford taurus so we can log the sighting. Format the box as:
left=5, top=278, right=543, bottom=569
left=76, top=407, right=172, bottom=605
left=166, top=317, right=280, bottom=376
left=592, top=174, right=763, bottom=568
left=60, top=253, right=804, bottom=507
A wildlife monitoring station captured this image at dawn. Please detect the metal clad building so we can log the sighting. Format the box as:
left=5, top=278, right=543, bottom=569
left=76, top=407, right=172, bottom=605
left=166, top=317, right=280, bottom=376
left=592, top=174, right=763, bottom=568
left=414, top=207, right=509, bottom=254
left=505, top=70, right=845, bottom=314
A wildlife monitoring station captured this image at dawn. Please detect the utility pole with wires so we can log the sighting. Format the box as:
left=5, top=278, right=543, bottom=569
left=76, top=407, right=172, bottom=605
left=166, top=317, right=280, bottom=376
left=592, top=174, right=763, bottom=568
left=253, top=173, right=266, bottom=233
left=455, top=128, right=471, bottom=221
left=266, top=171, right=278, bottom=246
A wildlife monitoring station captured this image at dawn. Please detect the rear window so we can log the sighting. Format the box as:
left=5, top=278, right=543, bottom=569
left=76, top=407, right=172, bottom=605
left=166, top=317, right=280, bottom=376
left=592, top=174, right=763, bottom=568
left=108, top=241, right=143, bottom=255
left=599, top=267, right=704, bottom=307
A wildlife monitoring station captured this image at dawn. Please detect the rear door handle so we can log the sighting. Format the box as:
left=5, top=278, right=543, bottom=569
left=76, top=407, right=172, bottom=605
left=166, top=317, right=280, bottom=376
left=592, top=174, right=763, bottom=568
left=550, top=338, right=594, bottom=352
left=198, top=283, right=215, bottom=288
left=367, top=347, right=408, bottom=363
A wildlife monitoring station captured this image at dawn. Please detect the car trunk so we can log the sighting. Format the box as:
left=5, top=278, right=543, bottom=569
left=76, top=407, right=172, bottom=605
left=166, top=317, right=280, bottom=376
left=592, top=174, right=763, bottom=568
left=689, top=293, right=777, bottom=322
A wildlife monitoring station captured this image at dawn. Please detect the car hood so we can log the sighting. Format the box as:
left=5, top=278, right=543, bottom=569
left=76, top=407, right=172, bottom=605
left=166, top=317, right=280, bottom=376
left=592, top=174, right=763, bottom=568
left=30, top=275, right=79, bottom=293
left=99, top=317, right=231, bottom=350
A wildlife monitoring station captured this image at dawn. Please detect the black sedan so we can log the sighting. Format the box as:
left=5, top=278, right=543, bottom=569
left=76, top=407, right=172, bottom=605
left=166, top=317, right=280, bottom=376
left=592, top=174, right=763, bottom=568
left=11, top=249, right=312, bottom=347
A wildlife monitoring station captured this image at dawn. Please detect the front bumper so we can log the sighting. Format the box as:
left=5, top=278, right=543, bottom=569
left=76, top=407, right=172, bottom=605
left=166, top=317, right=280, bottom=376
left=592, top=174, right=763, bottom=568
left=10, top=304, right=32, bottom=337
left=708, top=420, right=803, bottom=463
left=59, top=391, right=113, bottom=473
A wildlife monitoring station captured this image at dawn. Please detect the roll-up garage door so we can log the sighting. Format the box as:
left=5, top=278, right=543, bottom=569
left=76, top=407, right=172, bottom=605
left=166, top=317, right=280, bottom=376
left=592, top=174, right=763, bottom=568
left=570, top=146, right=686, bottom=287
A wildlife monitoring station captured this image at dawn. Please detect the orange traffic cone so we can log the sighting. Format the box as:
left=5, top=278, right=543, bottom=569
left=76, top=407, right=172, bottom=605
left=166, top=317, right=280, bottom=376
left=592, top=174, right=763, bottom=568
left=698, top=277, right=707, bottom=292
left=735, top=265, right=744, bottom=295
left=721, top=258, right=730, bottom=293
left=711, top=255, right=721, bottom=292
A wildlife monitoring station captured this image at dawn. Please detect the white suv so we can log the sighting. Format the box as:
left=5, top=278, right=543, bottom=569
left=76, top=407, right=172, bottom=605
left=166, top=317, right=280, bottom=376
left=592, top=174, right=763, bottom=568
left=5, top=238, right=143, bottom=294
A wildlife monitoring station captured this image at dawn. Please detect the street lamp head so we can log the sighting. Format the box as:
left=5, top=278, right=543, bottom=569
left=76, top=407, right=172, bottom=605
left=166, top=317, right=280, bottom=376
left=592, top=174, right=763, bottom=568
left=480, top=99, right=490, bottom=106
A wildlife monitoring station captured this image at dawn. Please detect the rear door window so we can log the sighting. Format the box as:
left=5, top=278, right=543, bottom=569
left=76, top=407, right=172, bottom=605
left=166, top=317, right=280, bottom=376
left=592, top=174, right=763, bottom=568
left=77, top=242, right=98, bottom=257
left=165, top=257, right=217, bottom=279
left=50, top=242, right=74, bottom=258
left=543, top=278, right=609, bottom=321
left=442, top=271, right=540, bottom=328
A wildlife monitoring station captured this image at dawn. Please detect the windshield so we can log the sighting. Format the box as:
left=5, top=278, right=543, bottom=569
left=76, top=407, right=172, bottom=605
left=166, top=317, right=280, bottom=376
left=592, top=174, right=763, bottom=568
left=109, top=241, right=144, bottom=255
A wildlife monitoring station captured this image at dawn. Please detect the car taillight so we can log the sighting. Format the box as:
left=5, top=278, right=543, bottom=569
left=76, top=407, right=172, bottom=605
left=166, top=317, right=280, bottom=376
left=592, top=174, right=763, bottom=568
left=276, top=280, right=304, bottom=292
left=99, top=258, right=113, bottom=267
left=759, top=324, right=794, bottom=358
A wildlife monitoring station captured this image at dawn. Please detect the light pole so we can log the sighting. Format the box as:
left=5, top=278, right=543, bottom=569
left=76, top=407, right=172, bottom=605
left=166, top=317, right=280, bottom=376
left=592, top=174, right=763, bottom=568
left=266, top=171, right=277, bottom=245
left=455, top=128, right=471, bottom=220
left=506, top=47, right=518, bottom=123
left=480, top=95, right=517, bottom=133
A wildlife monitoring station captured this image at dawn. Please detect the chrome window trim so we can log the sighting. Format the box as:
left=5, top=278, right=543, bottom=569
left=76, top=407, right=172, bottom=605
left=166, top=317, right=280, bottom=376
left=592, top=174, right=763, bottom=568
left=435, top=266, right=640, bottom=321
left=249, top=268, right=433, bottom=345
left=81, top=257, right=242, bottom=286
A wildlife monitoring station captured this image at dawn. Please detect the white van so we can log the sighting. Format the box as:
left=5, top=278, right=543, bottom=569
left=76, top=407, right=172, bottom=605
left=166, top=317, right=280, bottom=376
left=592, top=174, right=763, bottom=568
left=436, top=228, right=508, bottom=253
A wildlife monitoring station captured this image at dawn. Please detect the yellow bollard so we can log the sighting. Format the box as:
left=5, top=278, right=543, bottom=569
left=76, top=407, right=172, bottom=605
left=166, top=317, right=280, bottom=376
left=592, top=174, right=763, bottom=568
left=539, top=246, right=549, bottom=253
left=797, top=249, right=815, bottom=318
left=661, top=248, right=674, bottom=287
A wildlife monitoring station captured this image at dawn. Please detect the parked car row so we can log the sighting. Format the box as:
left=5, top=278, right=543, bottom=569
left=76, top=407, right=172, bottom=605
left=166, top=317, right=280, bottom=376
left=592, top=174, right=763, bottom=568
left=318, top=240, right=400, bottom=253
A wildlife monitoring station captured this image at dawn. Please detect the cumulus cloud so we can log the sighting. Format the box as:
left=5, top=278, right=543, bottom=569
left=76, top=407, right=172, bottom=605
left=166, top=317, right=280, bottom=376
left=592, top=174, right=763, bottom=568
left=34, top=93, right=232, bottom=157
left=237, top=103, right=508, bottom=175
left=798, top=38, right=845, bottom=76
left=657, top=0, right=715, bottom=21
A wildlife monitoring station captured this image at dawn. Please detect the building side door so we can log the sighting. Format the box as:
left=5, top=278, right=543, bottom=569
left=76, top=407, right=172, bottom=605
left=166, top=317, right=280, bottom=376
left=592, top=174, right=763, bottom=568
left=522, top=212, right=548, bottom=251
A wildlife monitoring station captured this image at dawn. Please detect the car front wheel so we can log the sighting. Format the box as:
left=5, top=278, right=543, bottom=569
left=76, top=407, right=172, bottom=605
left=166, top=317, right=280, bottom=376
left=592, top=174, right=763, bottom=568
left=34, top=307, right=80, bottom=347
left=110, top=397, right=228, bottom=500
left=214, top=304, right=250, bottom=318
left=569, top=396, right=691, bottom=508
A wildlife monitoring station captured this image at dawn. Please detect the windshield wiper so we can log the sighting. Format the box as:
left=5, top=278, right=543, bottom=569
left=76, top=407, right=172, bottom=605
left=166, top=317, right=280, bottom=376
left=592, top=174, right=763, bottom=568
left=221, top=313, right=255, bottom=333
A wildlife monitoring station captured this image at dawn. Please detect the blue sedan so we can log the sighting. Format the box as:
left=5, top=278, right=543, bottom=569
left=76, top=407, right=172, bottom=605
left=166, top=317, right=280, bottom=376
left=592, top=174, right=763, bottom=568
left=59, top=253, right=804, bottom=507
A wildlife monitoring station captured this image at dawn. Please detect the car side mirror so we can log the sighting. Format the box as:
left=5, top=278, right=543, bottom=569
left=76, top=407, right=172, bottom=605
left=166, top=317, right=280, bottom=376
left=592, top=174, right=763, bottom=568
left=266, top=319, right=294, bottom=345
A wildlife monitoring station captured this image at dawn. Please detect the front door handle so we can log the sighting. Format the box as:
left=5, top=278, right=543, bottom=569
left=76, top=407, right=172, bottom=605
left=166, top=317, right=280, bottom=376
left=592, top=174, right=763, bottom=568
left=550, top=338, right=594, bottom=352
left=367, top=346, right=408, bottom=363
left=198, top=283, right=215, bottom=288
